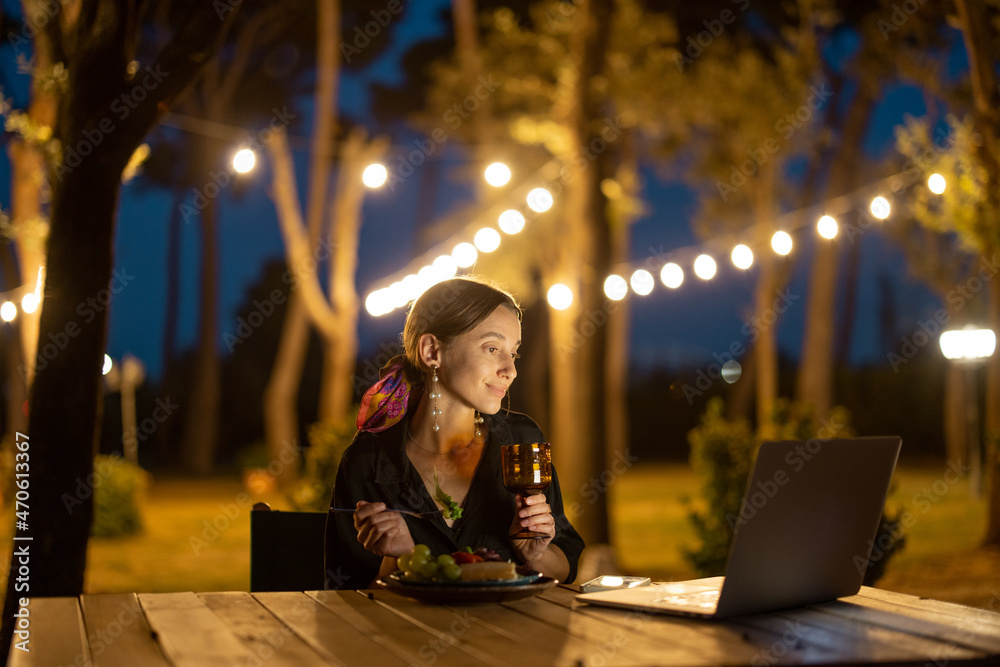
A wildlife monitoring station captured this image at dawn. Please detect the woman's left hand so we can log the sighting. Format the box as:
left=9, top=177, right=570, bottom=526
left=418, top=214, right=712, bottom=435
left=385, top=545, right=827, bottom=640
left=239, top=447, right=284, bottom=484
left=509, top=493, right=555, bottom=563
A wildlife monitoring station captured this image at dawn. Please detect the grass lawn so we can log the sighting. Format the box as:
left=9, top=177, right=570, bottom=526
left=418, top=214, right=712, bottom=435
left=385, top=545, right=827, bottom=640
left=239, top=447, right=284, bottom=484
left=3, top=462, right=997, bottom=611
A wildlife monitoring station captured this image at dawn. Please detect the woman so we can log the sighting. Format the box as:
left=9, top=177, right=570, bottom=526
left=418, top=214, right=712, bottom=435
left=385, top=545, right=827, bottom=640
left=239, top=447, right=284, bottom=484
left=325, top=276, right=584, bottom=589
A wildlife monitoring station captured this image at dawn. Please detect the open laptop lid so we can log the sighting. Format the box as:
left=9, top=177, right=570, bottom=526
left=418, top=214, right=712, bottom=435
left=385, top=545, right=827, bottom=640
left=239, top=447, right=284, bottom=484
left=714, top=435, right=901, bottom=617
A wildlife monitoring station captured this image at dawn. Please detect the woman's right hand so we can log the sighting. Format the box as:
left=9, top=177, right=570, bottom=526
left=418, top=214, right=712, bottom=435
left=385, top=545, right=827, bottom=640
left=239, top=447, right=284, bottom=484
left=353, top=501, right=415, bottom=558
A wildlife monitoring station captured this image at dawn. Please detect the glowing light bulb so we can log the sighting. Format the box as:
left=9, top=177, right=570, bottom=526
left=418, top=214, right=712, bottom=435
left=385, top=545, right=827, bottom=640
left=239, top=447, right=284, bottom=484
left=731, top=244, right=753, bottom=269
left=928, top=173, right=946, bottom=195
left=362, top=163, right=388, bottom=188
left=771, top=231, right=793, bottom=256
left=102, top=354, right=113, bottom=375
left=0, top=301, right=15, bottom=322
left=484, top=162, right=511, bottom=187
left=432, top=254, right=458, bottom=280
left=20, top=293, right=39, bottom=314
left=661, top=263, right=683, bottom=288
left=630, top=269, right=654, bottom=296
left=547, top=284, right=573, bottom=310
left=604, top=275, right=628, bottom=301
left=871, top=196, right=890, bottom=220
left=232, top=148, right=255, bottom=173
left=498, top=210, right=525, bottom=234
left=817, top=215, right=838, bottom=239
left=693, top=255, right=716, bottom=280
left=526, top=188, right=553, bottom=212
left=474, top=228, right=501, bottom=252
left=452, top=242, right=478, bottom=268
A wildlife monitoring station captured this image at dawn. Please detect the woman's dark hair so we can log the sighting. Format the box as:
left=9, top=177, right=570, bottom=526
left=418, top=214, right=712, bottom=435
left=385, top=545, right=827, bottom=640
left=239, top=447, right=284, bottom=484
left=402, top=276, right=521, bottom=380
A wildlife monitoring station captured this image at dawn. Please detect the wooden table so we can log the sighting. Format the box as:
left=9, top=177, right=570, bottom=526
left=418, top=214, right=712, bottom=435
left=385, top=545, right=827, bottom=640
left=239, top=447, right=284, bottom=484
left=10, top=585, right=1000, bottom=666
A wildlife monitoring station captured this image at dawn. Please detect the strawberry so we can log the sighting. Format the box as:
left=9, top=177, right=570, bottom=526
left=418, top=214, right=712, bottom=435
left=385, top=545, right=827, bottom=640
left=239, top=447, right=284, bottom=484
left=450, top=551, right=484, bottom=564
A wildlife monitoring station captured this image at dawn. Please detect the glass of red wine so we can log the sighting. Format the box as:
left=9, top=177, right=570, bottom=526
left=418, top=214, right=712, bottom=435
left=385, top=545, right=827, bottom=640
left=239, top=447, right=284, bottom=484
left=501, top=442, right=552, bottom=540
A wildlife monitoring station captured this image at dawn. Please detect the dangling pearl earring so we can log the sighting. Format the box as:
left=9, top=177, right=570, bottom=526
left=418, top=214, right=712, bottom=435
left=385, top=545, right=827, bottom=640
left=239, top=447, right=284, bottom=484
left=474, top=412, right=485, bottom=437
left=430, top=365, right=441, bottom=432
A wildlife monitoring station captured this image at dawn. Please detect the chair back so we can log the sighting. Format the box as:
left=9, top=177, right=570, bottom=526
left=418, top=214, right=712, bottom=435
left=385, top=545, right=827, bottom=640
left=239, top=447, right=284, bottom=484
left=250, top=502, right=327, bottom=591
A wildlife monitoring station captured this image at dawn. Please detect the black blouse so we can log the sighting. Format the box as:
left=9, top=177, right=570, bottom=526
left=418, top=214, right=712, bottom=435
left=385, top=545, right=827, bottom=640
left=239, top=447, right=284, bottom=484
left=324, top=409, right=585, bottom=590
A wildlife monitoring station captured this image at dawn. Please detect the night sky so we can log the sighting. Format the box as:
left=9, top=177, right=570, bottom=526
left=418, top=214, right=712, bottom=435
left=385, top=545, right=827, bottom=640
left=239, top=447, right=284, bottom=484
left=3, top=1, right=953, bottom=384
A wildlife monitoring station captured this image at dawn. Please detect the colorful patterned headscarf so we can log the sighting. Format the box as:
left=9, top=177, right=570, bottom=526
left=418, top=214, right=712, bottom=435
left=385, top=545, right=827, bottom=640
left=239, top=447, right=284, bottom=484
left=356, top=355, right=415, bottom=433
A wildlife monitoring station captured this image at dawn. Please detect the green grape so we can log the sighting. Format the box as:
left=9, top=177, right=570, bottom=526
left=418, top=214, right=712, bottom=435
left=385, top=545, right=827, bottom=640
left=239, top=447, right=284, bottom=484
left=436, top=554, right=456, bottom=567
left=420, top=561, right=439, bottom=579
left=442, top=563, right=462, bottom=581
left=412, top=544, right=432, bottom=558
left=409, top=554, right=429, bottom=572
left=397, top=554, right=411, bottom=572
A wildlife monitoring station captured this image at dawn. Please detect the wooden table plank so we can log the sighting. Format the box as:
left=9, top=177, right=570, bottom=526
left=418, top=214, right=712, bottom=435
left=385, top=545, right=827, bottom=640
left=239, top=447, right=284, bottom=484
left=8, top=597, right=90, bottom=667
left=308, top=589, right=496, bottom=667
left=253, top=591, right=409, bottom=666
left=138, top=592, right=251, bottom=666
left=861, top=587, right=1000, bottom=628
left=200, top=592, right=328, bottom=667
left=79, top=593, right=169, bottom=667
left=733, top=607, right=980, bottom=665
left=542, top=586, right=847, bottom=666
left=364, top=590, right=535, bottom=667
left=821, top=595, right=1000, bottom=654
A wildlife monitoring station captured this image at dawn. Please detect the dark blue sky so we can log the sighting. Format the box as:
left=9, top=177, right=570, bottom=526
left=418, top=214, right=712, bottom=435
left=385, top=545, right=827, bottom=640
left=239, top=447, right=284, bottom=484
left=3, top=1, right=953, bottom=383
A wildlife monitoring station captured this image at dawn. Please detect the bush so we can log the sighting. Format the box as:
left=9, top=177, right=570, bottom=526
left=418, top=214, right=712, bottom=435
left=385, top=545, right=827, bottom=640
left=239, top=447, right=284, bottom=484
left=286, top=419, right=354, bottom=511
left=682, top=398, right=905, bottom=584
left=92, top=455, right=149, bottom=538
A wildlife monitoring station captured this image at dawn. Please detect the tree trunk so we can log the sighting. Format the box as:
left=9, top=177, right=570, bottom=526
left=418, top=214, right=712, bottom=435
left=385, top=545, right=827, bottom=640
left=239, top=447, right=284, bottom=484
left=179, top=196, right=220, bottom=475
left=954, top=0, right=1000, bottom=546
left=797, top=84, right=874, bottom=419
left=1, top=2, right=239, bottom=659
left=262, top=0, right=340, bottom=482
left=549, top=0, right=614, bottom=547
left=753, top=162, right=780, bottom=439
left=318, top=131, right=386, bottom=423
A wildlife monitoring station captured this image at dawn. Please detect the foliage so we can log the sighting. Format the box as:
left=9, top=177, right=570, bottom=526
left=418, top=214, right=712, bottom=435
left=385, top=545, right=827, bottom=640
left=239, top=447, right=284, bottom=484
left=91, top=456, right=150, bottom=539
left=682, top=397, right=904, bottom=584
left=682, top=397, right=757, bottom=575
left=285, top=418, right=354, bottom=511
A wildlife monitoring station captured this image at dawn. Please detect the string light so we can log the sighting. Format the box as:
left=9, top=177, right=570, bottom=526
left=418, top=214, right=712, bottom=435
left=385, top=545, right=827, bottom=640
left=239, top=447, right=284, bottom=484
left=0, top=302, right=15, bottom=322
left=498, top=209, right=525, bottom=234
left=20, top=293, right=38, bottom=314
left=452, top=242, right=478, bottom=268
left=731, top=244, right=753, bottom=269
left=661, top=263, right=684, bottom=288
left=928, top=173, right=946, bottom=194
left=474, top=228, right=501, bottom=252
left=363, top=163, right=388, bottom=188
left=102, top=354, right=113, bottom=375
left=694, top=255, right=717, bottom=280
left=771, top=231, right=793, bottom=256
left=605, top=275, right=628, bottom=301
left=484, top=162, right=511, bottom=187
left=232, top=148, right=255, bottom=174
left=870, top=196, right=891, bottom=220
left=817, top=215, right=838, bottom=239
left=526, top=187, right=553, bottom=212
left=547, top=283, right=573, bottom=310
left=630, top=269, right=654, bottom=296
left=361, top=158, right=936, bottom=315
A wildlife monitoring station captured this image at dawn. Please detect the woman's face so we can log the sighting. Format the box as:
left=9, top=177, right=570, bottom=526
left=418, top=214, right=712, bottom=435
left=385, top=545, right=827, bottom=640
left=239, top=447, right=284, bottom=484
left=436, top=305, right=521, bottom=415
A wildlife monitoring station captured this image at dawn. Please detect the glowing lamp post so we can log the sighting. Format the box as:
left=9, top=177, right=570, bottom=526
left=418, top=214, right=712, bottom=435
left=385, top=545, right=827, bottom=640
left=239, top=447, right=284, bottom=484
left=939, top=326, right=996, bottom=497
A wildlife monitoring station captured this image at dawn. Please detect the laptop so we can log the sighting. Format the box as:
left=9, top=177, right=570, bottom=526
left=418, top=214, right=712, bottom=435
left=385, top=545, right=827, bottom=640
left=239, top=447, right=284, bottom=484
left=577, top=436, right=902, bottom=619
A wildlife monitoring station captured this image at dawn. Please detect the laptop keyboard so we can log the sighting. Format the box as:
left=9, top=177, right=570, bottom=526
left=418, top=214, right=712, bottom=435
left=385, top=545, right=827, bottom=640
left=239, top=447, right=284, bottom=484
left=653, top=589, right=721, bottom=609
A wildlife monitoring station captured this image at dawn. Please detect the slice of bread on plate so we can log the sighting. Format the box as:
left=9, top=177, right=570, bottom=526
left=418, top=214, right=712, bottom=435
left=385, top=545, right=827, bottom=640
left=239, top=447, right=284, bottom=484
left=459, top=561, right=518, bottom=581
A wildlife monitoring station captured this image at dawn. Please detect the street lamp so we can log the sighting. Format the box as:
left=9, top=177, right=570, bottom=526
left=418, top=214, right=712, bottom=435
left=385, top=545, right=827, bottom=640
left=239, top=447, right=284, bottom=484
left=939, top=326, right=996, bottom=497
